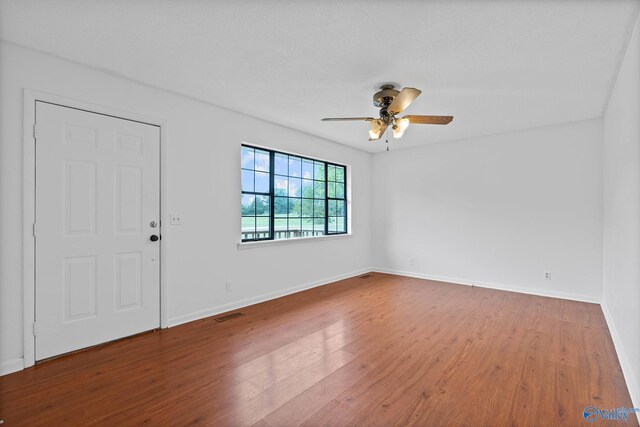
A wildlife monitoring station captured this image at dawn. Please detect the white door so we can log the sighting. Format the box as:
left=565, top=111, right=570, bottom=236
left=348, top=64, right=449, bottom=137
left=35, top=102, right=161, bottom=360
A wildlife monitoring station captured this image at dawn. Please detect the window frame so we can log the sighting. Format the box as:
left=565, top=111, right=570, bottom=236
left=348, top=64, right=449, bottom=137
left=241, top=144, right=348, bottom=242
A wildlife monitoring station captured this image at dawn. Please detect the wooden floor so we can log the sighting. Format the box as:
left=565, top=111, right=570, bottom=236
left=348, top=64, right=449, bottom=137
left=0, top=273, right=635, bottom=426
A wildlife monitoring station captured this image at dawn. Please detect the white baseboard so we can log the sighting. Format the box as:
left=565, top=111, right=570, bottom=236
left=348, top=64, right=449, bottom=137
left=167, top=267, right=372, bottom=327
left=372, top=268, right=601, bottom=304
left=602, top=303, right=640, bottom=417
left=0, top=357, right=24, bottom=376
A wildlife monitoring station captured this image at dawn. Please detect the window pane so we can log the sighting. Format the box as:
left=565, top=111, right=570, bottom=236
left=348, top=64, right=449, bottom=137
left=329, top=200, right=337, bottom=216
left=314, top=162, right=325, bottom=180
left=275, top=153, right=288, bottom=175
left=242, top=216, right=255, bottom=234
left=301, top=199, right=313, bottom=217
left=274, top=197, right=288, bottom=217
left=301, top=179, right=314, bottom=198
left=241, top=194, right=255, bottom=216
left=274, top=175, right=288, bottom=196
left=255, top=149, right=270, bottom=172
left=289, top=177, right=301, bottom=197
left=255, top=171, right=270, bottom=193
left=302, top=218, right=314, bottom=231
left=314, top=181, right=325, bottom=198
left=288, top=198, right=301, bottom=217
left=328, top=217, right=337, bottom=232
left=241, top=169, right=254, bottom=192
left=275, top=218, right=287, bottom=231
left=328, top=165, right=336, bottom=181
left=256, top=216, right=270, bottom=233
left=241, top=146, right=254, bottom=169
left=288, top=218, right=301, bottom=232
left=327, top=181, right=335, bottom=198
left=288, top=156, right=302, bottom=177
left=302, top=159, right=314, bottom=179
left=241, top=146, right=347, bottom=242
left=255, top=195, right=270, bottom=216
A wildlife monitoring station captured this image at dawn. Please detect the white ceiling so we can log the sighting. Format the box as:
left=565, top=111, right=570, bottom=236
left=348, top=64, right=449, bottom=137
left=1, top=0, right=639, bottom=153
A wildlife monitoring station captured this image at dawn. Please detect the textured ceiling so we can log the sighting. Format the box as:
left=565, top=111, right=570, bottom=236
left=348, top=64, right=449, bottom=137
left=1, top=0, right=639, bottom=152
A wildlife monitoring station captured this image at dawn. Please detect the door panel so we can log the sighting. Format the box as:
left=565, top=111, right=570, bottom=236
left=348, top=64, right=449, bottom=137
left=65, top=160, right=97, bottom=235
left=116, top=165, right=143, bottom=233
left=35, top=102, right=160, bottom=360
left=64, top=256, right=97, bottom=321
left=115, top=252, right=143, bottom=311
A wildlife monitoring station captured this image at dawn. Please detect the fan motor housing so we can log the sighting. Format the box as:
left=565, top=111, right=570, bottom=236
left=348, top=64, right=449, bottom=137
left=373, top=84, right=399, bottom=108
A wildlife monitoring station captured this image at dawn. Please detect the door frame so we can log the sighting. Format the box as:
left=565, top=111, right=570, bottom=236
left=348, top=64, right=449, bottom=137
left=22, top=89, right=169, bottom=368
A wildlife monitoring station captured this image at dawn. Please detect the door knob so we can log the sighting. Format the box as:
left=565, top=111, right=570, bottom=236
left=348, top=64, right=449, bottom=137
left=150, top=234, right=160, bottom=242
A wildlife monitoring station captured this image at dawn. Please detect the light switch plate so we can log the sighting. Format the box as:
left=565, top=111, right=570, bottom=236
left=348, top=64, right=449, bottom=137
left=170, top=213, right=182, bottom=225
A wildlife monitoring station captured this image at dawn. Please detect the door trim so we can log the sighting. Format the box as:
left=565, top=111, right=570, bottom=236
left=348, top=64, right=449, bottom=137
left=23, top=89, right=169, bottom=368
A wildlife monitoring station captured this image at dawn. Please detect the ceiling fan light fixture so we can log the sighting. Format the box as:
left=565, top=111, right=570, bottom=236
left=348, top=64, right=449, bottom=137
left=392, top=117, right=410, bottom=138
left=391, top=126, right=403, bottom=139
left=369, top=120, right=384, bottom=139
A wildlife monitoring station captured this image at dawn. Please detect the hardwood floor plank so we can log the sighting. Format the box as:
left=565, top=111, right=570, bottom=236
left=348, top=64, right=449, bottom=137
left=213, top=349, right=357, bottom=426
left=0, top=273, right=635, bottom=426
left=261, top=346, right=393, bottom=426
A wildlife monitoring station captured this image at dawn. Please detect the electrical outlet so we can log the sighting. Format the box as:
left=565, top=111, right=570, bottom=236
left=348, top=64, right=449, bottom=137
left=226, top=280, right=232, bottom=292
left=170, top=213, right=182, bottom=225
left=409, top=257, right=415, bottom=266
left=544, top=272, right=551, bottom=280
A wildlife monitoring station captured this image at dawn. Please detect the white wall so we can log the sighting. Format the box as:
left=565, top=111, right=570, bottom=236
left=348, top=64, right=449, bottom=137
left=0, top=41, right=373, bottom=374
left=371, top=120, right=604, bottom=302
left=602, top=12, right=640, bottom=409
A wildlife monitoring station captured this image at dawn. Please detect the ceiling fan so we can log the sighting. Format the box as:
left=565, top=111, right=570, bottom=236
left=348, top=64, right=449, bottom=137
left=321, top=84, right=453, bottom=141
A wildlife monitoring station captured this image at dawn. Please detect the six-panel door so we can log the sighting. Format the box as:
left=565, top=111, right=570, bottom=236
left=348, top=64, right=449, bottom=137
left=35, top=102, right=160, bottom=360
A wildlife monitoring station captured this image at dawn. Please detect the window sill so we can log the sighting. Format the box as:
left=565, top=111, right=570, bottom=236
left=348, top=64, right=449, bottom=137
left=237, top=233, right=352, bottom=250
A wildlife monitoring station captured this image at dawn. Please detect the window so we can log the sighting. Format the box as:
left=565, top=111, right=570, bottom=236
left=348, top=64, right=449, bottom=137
left=241, top=145, right=347, bottom=242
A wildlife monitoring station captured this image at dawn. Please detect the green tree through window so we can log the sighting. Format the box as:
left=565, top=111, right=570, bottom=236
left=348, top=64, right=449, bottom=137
left=241, top=145, right=347, bottom=241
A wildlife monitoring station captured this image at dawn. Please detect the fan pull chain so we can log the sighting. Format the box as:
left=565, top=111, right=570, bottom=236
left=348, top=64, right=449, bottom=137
left=386, top=127, right=390, bottom=151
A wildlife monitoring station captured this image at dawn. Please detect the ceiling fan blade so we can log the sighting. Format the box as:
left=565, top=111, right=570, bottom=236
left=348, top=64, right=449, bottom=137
left=321, top=117, right=374, bottom=121
left=388, top=87, right=422, bottom=115
left=404, top=115, right=454, bottom=125
left=368, top=119, right=387, bottom=141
